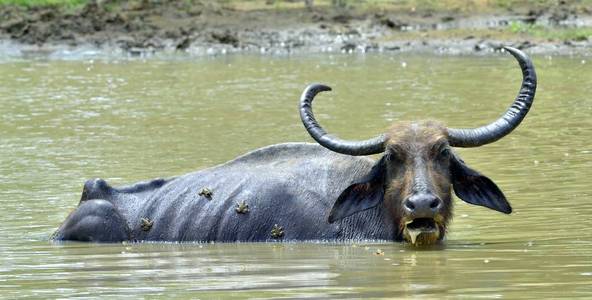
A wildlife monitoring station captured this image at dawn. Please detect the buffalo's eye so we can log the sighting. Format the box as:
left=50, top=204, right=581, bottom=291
left=385, top=152, right=394, bottom=162
left=438, top=147, right=450, bottom=160
left=385, top=149, right=403, bottom=163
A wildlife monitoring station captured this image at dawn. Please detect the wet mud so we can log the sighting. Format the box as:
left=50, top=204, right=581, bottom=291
left=0, top=0, right=591, bottom=57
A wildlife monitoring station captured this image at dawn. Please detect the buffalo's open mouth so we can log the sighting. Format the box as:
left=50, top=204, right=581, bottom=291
left=406, top=218, right=437, bottom=232
left=404, top=218, right=439, bottom=245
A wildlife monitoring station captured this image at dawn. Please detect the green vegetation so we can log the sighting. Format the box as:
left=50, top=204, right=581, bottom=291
left=508, top=21, right=592, bottom=41
left=493, top=0, right=592, bottom=11
left=0, top=0, right=86, bottom=7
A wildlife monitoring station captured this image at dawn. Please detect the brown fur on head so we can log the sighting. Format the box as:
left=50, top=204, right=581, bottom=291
left=383, top=121, right=453, bottom=245
left=328, top=121, right=512, bottom=246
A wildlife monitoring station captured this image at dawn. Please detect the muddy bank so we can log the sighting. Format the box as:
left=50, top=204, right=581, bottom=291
left=1, top=0, right=591, bottom=58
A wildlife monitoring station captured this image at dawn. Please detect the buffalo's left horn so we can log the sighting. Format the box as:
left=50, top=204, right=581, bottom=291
left=447, top=46, right=537, bottom=147
left=299, top=84, right=386, bottom=156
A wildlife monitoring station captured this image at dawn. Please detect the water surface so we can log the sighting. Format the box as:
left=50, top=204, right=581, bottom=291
left=0, top=53, right=591, bottom=298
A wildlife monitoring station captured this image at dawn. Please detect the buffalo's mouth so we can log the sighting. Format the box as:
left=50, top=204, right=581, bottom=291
left=403, top=218, right=440, bottom=245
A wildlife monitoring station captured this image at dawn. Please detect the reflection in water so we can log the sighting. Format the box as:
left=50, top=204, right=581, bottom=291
left=0, top=54, right=591, bottom=298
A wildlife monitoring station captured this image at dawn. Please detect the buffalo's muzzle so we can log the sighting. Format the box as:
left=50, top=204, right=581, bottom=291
left=403, top=193, right=442, bottom=218
left=402, top=193, right=443, bottom=245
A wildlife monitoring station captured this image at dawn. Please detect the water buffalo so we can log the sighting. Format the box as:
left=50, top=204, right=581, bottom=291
left=53, top=47, right=536, bottom=245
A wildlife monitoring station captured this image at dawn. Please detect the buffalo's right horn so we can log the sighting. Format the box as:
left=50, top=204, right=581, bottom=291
left=447, top=46, right=537, bottom=147
left=299, top=84, right=386, bottom=156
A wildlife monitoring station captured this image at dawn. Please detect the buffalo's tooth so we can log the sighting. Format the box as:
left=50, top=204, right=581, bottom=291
left=408, top=229, right=421, bottom=245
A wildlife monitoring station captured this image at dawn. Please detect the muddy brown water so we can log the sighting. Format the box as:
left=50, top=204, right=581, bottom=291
left=0, top=53, right=591, bottom=298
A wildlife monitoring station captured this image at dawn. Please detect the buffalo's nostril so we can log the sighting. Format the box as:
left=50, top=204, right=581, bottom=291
left=429, top=198, right=441, bottom=209
left=404, top=200, right=415, bottom=210
left=405, top=194, right=441, bottom=217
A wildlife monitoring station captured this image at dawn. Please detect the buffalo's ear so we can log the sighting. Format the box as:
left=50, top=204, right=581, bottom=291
left=328, top=157, right=385, bottom=223
left=450, top=154, right=512, bottom=214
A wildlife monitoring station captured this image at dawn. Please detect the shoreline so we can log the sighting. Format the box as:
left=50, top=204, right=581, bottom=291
left=2, top=39, right=590, bottom=60
left=1, top=1, right=591, bottom=58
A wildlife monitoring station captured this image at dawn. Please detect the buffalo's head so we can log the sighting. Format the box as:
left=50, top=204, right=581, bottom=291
left=299, top=47, right=536, bottom=245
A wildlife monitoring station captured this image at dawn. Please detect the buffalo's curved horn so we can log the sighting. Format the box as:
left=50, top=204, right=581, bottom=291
left=447, top=46, right=537, bottom=147
left=300, top=84, right=386, bottom=156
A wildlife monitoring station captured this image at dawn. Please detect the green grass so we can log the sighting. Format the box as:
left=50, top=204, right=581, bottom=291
left=508, top=21, right=592, bottom=41
left=0, top=0, right=87, bottom=7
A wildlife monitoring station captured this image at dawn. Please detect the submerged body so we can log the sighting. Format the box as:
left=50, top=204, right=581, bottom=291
left=54, top=47, right=536, bottom=245
left=54, top=143, right=397, bottom=242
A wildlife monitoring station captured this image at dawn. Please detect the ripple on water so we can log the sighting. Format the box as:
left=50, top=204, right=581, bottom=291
left=0, top=54, right=591, bottom=298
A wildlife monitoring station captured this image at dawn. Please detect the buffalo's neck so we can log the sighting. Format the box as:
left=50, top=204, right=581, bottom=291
left=335, top=201, right=401, bottom=241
